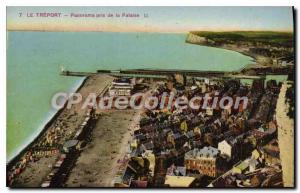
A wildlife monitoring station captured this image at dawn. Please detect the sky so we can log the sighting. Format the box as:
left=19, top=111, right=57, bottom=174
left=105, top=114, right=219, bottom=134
left=7, top=6, right=294, bottom=32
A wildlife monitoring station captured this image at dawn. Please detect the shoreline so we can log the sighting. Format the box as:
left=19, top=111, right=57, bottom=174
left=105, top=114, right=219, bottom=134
left=6, top=77, right=88, bottom=168
left=7, top=74, right=114, bottom=187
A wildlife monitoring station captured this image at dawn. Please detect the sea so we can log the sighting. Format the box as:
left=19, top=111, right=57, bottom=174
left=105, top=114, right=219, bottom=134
left=6, top=31, right=286, bottom=161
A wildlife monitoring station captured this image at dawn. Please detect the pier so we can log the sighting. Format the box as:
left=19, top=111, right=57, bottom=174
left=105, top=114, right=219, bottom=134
left=97, top=69, right=227, bottom=77
left=60, top=69, right=267, bottom=82
left=61, top=65, right=291, bottom=79
left=60, top=68, right=269, bottom=87
left=60, top=71, right=97, bottom=77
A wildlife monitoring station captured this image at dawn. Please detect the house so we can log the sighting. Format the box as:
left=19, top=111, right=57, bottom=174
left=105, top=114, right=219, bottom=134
left=206, top=107, right=214, bottom=116
left=203, top=133, right=216, bottom=146
left=114, top=157, right=149, bottom=187
left=142, top=141, right=154, bottom=150
left=166, top=164, right=186, bottom=176
left=251, top=149, right=261, bottom=160
left=180, top=121, right=188, bottom=133
left=247, top=128, right=276, bottom=146
left=218, top=134, right=246, bottom=161
left=130, top=180, right=148, bottom=188
left=184, top=146, right=220, bottom=177
left=260, top=139, right=280, bottom=166
left=218, top=140, right=233, bottom=159
left=164, top=175, right=196, bottom=187
left=185, top=130, right=195, bottom=140
left=143, top=150, right=155, bottom=177
left=109, top=78, right=134, bottom=97
left=232, top=161, right=249, bottom=174
left=235, top=117, right=246, bottom=133
left=249, top=158, right=258, bottom=172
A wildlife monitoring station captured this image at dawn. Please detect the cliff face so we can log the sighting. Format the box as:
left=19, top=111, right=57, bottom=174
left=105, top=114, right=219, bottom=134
left=185, top=31, right=294, bottom=68
left=185, top=33, right=208, bottom=44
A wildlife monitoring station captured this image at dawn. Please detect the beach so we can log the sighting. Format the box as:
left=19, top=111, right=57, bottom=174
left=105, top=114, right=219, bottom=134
left=276, top=81, right=294, bottom=187
left=65, top=109, right=141, bottom=187
left=8, top=74, right=114, bottom=187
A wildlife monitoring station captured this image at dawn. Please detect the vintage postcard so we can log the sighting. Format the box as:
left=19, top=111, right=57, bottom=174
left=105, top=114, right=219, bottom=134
left=6, top=6, right=295, bottom=188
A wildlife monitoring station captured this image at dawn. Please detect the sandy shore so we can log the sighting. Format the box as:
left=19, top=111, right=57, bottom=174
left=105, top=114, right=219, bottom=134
left=10, top=74, right=114, bottom=187
left=276, top=81, right=294, bottom=187
left=65, top=109, right=140, bottom=187
left=65, top=83, right=157, bottom=187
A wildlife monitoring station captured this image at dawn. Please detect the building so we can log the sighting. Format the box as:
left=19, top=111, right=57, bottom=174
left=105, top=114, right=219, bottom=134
left=232, top=161, right=249, bottom=174
left=184, top=146, right=220, bottom=177
left=109, top=78, right=134, bottom=97
left=218, top=134, right=247, bottom=161
left=247, top=128, right=276, bottom=146
left=114, top=157, right=149, bottom=187
left=218, top=140, right=233, bottom=159
left=249, top=158, right=258, bottom=172
left=144, top=150, right=155, bottom=177
left=164, top=175, right=196, bottom=187
left=166, top=164, right=186, bottom=176
left=260, top=139, right=280, bottom=166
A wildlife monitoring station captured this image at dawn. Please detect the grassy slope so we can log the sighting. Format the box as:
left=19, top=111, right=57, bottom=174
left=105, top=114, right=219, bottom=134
left=190, top=31, right=293, bottom=46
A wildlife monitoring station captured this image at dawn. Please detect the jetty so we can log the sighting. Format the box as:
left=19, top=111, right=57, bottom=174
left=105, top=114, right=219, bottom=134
left=60, top=68, right=268, bottom=80
left=60, top=71, right=97, bottom=77
left=60, top=65, right=292, bottom=80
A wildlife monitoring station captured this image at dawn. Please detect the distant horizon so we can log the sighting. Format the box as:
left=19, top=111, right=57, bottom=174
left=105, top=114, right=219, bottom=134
left=6, top=29, right=294, bottom=33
